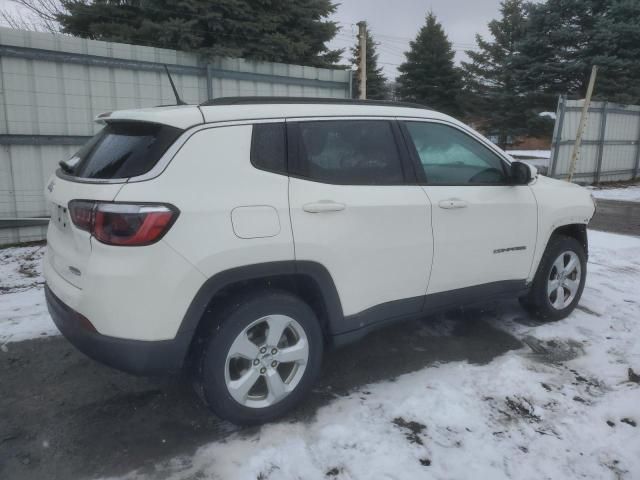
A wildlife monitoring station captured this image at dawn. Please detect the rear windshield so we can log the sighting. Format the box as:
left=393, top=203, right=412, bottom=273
left=61, top=122, right=183, bottom=179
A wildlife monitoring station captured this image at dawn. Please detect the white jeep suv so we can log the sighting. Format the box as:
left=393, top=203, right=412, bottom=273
left=44, top=97, right=596, bottom=424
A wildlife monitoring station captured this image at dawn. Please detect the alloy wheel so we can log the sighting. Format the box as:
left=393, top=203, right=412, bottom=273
left=224, top=315, right=309, bottom=408
left=547, top=250, right=581, bottom=310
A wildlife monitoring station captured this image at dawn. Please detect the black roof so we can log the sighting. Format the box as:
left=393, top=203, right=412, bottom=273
left=199, top=96, right=430, bottom=110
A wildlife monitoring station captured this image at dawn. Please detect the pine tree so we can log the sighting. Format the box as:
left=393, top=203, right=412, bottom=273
left=591, top=0, right=640, bottom=104
left=396, top=12, right=462, bottom=117
left=56, top=0, right=342, bottom=68
left=514, top=0, right=608, bottom=107
left=350, top=30, right=388, bottom=100
left=461, top=0, right=532, bottom=148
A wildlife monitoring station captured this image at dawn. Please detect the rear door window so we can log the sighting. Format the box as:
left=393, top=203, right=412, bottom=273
left=291, top=120, right=405, bottom=185
left=61, top=122, right=183, bottom=179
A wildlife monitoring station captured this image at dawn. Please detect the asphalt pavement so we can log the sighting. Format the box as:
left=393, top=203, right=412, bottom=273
left=589, top=199, right=640, bottom=237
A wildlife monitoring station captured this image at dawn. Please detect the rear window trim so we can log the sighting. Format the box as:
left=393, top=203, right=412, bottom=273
left=56, top=119, right=185, bottom=184
left=65, top=120, right=183, bottom=181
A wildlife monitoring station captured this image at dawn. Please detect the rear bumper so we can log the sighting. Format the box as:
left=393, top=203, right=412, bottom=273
left=45, top=284, right=188, bottom=375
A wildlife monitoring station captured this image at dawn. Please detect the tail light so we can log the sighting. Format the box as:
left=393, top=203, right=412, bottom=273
left=68, top=201, right=178, bottom=246
left=68, top=200, right=94, bottom=232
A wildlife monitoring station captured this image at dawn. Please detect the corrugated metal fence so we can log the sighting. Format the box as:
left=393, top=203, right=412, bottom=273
left=549, top=96, right=640, bottom=183
left=0, top=27, right=351, bottom=245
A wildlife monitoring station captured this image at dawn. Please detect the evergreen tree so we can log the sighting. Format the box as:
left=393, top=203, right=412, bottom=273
left=514, top=0, right=608, bottom=107
left=396, top=12, right=462, bottom=117
left=350, top=30, right=388, bottom=100
left=461, top=0, right=533, bottom=147
left=591, top=0, right=640, bottom=104
left=56, top=0, right=342, bottom=67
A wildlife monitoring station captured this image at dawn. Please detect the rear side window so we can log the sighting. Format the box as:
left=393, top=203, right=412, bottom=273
left=251, top=123, right=287, bottom=174
left=61, top=122, right=182, bottom=179
left=292, top=120, right=404, bottom=185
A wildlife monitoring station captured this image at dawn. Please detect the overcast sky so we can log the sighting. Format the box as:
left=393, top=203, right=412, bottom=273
left=328, top=0, right=503, bottom=78
left=0, top=0, right=505, bottom=79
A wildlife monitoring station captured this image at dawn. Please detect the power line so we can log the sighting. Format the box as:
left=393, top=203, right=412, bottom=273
left=336, top=20, right=479, bottom=50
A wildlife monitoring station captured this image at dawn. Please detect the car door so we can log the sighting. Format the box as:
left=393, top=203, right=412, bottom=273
left=287, top=118, right=433, bottom=331
left=400, top=120, right=537, bottom=296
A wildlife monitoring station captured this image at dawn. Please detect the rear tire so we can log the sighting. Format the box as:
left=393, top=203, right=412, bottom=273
left=520, top=235, right=587, bottom=321
left=195, top=291, right=323, bottom=425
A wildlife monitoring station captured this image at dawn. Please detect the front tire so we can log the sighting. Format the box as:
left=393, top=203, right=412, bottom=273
left=520, top=234, right=587, bottom=321
left=196, top=291, right=323, bottom=425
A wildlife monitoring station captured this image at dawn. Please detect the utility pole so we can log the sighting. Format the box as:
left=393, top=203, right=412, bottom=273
left=567, top=65, right=598, bottom=183
left=357, top=21, right=367, bottom=100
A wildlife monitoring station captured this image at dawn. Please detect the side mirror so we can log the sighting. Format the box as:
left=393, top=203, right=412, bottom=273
left=510, top=161, right=536, bottom=185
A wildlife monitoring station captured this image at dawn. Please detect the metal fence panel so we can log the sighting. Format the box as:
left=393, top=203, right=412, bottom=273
left=0, top=27, right=350, bottom=244
left=549, top=97, right=640, bottom=183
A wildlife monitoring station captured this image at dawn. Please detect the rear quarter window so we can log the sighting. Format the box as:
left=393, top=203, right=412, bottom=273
left=62, top=122, right=183, bottom=179
left=251, top=123, right=287, bottom=175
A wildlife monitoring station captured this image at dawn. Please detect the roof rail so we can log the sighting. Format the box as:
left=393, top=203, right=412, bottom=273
left=199, top=96, right=430, bottom=110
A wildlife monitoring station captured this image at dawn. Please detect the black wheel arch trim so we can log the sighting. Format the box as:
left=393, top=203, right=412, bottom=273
left=174, top=260, right=345, bottom=357
left=551, top=223, right=588, bottom=256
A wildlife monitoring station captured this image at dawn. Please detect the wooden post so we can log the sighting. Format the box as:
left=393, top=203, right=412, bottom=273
left=357, top=21, right=367, bottom=100
left=567, top=65, right=598, bottom=183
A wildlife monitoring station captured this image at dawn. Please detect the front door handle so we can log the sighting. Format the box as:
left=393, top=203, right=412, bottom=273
left=303, top=201, right=346, bottom=213
left=438, top=199, right=468, bottom=209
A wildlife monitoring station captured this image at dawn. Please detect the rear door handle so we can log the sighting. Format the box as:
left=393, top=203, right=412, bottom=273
left=438, top=199, right=468, bottom=209
left=303, top=201, right=346, bottom=213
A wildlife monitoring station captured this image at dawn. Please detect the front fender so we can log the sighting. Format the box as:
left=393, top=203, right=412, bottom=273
left=528, top=176, right=595, bottom=280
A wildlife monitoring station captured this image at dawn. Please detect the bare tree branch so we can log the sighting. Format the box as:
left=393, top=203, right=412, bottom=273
left=0, top=0, right=66, bottom=33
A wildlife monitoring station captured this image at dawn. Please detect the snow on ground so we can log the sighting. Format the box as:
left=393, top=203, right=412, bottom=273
left=589, top=184, right=640, bottom=203
left=0, top=244, right=56, bottom=345
left=105, top=230, right=640, bottom=480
